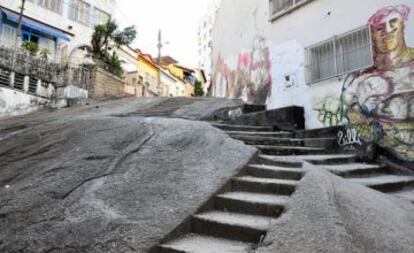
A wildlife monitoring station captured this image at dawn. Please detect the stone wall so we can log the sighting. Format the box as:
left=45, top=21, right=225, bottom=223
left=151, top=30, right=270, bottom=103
left=90, top=67, right=124, bottom=100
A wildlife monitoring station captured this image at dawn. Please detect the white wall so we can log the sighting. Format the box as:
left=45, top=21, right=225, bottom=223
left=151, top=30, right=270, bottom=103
left=212, top=0, right=414, bottom=129
left=0, top=86, right=49, bottom=118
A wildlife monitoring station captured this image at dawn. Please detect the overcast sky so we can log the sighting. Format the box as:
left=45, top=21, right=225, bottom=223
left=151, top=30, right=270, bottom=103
left=115, top=0, right=216, bottom=68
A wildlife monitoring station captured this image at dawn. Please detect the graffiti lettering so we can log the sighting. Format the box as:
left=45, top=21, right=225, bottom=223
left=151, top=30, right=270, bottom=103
left=228, top=108, right=243, bottom=119
left=338, top=128, right=362, bottom=150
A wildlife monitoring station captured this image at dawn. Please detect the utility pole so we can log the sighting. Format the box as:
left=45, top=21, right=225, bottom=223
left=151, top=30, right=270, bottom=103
left=15, top=0, right=26, bottom=49
left=157, top=29, right=162, bottom=97
left=13, top=0, right=26, bottom=68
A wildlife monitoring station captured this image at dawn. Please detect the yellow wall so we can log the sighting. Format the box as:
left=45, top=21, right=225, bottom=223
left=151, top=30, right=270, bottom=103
left=137, top=56, right=159, bottom=94
left=164, top=64, right=184, bottom=80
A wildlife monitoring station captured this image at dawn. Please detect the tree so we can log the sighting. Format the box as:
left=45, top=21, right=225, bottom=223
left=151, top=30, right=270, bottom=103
left=194, top=80, right=204, bottom=97
left=91, top=20, right=137, bottom=77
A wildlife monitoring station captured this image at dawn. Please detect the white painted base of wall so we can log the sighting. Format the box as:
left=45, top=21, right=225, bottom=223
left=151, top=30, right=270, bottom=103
left=0, top=87, right=49, bottom=118
left=64, top=85, right=89, bottom=99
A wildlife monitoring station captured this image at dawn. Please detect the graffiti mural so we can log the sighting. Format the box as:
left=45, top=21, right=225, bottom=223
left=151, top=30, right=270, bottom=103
left=213, top=36, right=272, bottom=105
left=314, top=5, right=414, bottom=161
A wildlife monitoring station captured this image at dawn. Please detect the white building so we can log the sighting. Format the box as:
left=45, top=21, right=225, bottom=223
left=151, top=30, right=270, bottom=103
left=161, top=68, right=179, bottom=97
left=0, top=0, right=114, bottom=62
left=212, top=0, right=414, bottom=161
left=197, top=0, right=220, bottom=88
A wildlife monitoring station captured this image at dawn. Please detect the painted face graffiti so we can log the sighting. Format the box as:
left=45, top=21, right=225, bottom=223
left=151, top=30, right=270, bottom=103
left=369, top=5, right=414, bottom=69
left=313, top=5, right=414, bottom=161
left=342, top=5, right=414, bottom=161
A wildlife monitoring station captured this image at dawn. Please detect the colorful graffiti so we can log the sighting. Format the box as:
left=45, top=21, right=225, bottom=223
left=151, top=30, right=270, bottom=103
left=213, top=36, right=272, bottom=105
left=314, top=5, right=414, bottom=161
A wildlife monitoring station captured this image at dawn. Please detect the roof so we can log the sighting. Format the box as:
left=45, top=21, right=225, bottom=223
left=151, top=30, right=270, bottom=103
left=173, top=64, right=195, bottom=73
left=139, top=52, right=160, bottom=70
left=156, top=56, right=179, bottom=65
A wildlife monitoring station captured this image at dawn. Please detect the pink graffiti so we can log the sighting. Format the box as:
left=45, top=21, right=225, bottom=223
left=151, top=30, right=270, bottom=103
left=368, top=5, right=410, bottom=28
left=238, top=52, right=250, bottom=68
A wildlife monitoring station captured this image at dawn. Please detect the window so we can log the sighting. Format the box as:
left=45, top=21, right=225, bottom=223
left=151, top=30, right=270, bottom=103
left=93, top=8, right=110, bottom=27
left=69, top=0, right=91, bottom=26
left=305, top=25, right=373, bottom=84
left=269, top=0, right=313, bottom=20
left=38, top=0, right=62, bottom=13
left=0, top=25, right=17, bottom=47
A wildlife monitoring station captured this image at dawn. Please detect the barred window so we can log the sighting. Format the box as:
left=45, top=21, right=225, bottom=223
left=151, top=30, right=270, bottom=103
left=93, top=8, right=110, bottom=27
left=38, top=0, right=62, bottom=13
left=69, top=0, right=91, bottom=26
left=305, top=25, right=373, bottom=84
left=269, top=0, right=312, bottom=19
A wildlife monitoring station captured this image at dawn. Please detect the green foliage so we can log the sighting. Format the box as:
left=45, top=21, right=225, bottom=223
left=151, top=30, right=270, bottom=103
left=22, top=41, right=39, bottom=55
left=39, top=48, right=51, bottom=60
left=194, top=80, right=204, bottom=97
left=115, top=26, right=137, bottom=46
left=106, top=52, right=124, bottom=77
left=91, top=19, right=137, bottom=77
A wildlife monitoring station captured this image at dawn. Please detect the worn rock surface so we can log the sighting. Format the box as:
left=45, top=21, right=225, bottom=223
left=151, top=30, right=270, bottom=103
left=258, top=164, right=414, bottom=253
left=173, top=97, right=243, bottom=120
left=0, top=98, right=256, bottom=252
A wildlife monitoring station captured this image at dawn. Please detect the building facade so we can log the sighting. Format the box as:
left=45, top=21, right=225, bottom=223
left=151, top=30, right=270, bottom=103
left=137, top=53, right=159, bottom=97
left=197, top=0, right=220, bottom=88
left=0, top=0, right=114, bottom=62
left=160, top=68, right=180, bottom=97
left=212, top=0, right=414, bottom=161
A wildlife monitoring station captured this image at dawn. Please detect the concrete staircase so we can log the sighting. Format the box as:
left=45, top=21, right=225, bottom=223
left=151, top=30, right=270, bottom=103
left=214, top=123, right=414, bottom=204
left=153, top=121, right=413, bottom=252
left=153, top=124, right=308, bottom=252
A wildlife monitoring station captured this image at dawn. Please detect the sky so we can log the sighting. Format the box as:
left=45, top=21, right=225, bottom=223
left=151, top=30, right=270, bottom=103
left=115, top=0, right=216, bottom=68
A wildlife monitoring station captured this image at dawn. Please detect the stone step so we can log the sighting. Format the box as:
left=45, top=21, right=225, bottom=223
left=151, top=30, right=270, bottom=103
left=157, top=234, right=253, bottom=253
left=255, top=155, right=303, bottom=168
left=349, top=175, right=414, bottom=193
left=191, top=211, right=271, bottom=243
left=259, top=154, right=359, bottom=165
left=231, top=135, right=304, bottom=146
left=303, top=154, right=360, bottom=165
left=254, top=145, right=326, bottom=155
left=246, top=164, right=303, bottom=180
left=215, top=191, right=287, bottom=217
left=226, top=131, right=293, bottom=138
left=232, top=176, right=297, bottom=195
left=388, top=188, right=414, bottom=204
left=322, top=163, right=389, bottom=178
left=304, top=137, right=338, bottom=149
left=211, top=123, right=273, bottom=132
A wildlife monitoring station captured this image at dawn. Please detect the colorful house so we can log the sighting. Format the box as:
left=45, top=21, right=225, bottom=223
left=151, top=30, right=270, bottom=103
left=136, top=51, right=160, bottom=97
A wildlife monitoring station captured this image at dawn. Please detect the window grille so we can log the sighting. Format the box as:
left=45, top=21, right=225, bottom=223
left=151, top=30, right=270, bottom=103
left=305, top=25, right=373, bottom=84
left=38, top=0, right=62, bottom=13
